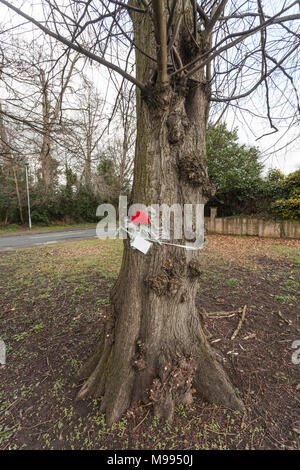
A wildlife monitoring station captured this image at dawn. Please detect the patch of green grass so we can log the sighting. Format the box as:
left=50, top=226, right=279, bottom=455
left=1, top=236, right=299, bottom=451
left=96, top=298, right=110, bottom=306
left=53, top=379, right=65, bottom=396
left=0, top=224, right=21, bottom=233
left=0, top=424, right=19, bottom=444
left=8, top=238, right=123, bottom=279
left=32, top=323, right=45, bottom=333
left=0, top=222, right=97, bottom=233
left=274, top=295, right=297, bottom=305
left=13, top=331, right=28, bottom=342
left=73, top=285, right=86, bottom=294
left=243, top=264, right=257, bottom=272
left=267, top=245, right=300, bottom=263
left=225, top=278, right=244, bottom=287
left=175, top=404, right=188, bottom=418
left=282, top=279, right=299, bottom=293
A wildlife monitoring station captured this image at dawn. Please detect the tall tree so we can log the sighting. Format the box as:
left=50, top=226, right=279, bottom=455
left=62, top=75, right=107, bottom=186
left=114, top=83, right=136, bottom=193
left=1, top=0, right=299, bottom=425
left=0, top=34, right=80, bottom=190
left=206, top=123, right=263, bottom=215
left=0, top=104, right=25, bottom=224
left=0, top=51, right=25, bottom=224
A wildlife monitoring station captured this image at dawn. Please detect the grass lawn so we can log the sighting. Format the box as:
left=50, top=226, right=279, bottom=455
left=0, top=235, right=299, bottom=450
left=0, top=222, right=97, bottom=234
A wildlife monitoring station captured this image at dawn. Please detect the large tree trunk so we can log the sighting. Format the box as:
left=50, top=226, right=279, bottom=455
left=39, top=69, right=57, bottom=190
left=76, top=3, right=244, bottom=426
left=39, top=55, right=78, bottom=190
left=0, top=103, right=24, bottom=224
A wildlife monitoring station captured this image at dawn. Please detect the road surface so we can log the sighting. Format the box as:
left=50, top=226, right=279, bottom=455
left=0, top=227, right=110, bottom=251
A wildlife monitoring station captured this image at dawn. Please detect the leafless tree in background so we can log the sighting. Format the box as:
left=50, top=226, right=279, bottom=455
left=97, top=80, right=136, bottom=193
left=62, top=75, right=107, bottom=185
left=0, top=32, right=82, bottom=189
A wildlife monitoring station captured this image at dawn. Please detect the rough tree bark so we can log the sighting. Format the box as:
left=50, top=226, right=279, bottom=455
left=0, top=102, right=24, bottom=224
left=13, top=168, right=24, bottom=224
left=77, top=2, right=244, bottom=426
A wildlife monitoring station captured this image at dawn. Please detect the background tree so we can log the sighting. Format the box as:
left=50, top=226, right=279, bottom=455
left=63, top=75, right=107, bottom=186
left=271, top=169, right=300, bottom=220
left=95, top=157, right=120, bottom=204
left=264, top=169, right=286, bottom=199
left=206, top=123, right=263, bottom=215
left=0, top=44, right=27, bottom=224
left=0, top=104, right=26, bottom=225
left=0, top=33, right=81, bottom=190
left=0, top=28, right=136, bottom=225
left=113, top=82, right=136, bottom=194
left=1, top=0, right=299, bottom=426
left=206, top=125, right=299, bottom=218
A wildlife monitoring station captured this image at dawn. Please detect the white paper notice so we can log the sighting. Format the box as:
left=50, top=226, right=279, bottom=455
left=131, top=236, right=152, bottom=254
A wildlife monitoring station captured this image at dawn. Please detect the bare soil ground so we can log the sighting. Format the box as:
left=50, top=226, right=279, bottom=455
left=0, top=235, right=299, bottom=450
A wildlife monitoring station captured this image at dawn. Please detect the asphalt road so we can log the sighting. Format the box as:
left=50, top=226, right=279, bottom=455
left=0, top=227, right=103, bottom=251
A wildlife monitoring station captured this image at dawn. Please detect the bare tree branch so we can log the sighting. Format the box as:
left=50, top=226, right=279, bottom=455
left=0, top=0, right=147, bottom=92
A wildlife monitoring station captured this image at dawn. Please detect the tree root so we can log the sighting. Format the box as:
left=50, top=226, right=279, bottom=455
left=76, top=336, right=113, bottom=401
left=75, top=307, right=244, bottom=425
left=76, top=333, right=244, bottom=425
left=193, top=333, right=245, bottom=412
left=76, top=336, right=104, bottom=381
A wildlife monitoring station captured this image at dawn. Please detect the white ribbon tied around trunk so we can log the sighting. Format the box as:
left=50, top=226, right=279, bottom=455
left=115, top=208, right=207, bottom=255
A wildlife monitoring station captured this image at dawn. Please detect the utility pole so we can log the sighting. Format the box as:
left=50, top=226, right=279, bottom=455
left=25, top=163, right=32, bottom=230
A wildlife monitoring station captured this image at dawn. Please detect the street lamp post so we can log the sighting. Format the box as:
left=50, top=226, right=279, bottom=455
left=25, top=163, right=32, bottom=230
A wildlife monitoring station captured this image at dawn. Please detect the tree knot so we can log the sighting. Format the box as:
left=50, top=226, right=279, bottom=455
left=148, top=354, right=196, bottom=421
left=145, top=257, right=186, bottom=296
left=177, top=153, right=216, bottom=198
left=188, top=259, right=202, bottom=278
left=142, top=82, right=172, bottom=113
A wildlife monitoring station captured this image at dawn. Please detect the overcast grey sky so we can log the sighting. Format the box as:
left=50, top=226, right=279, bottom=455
left=227, top=109, right=300, bottom=175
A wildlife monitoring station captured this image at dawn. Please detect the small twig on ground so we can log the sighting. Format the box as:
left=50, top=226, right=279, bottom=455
left=243, top=333, right=256, bottom=340
left=0, top=397, right=21, bottom=417
left=231, top=305, right=247, bottom=340
left=132, top=409, right=150, bottom=432
left=206, top=309, right=239, bottom=318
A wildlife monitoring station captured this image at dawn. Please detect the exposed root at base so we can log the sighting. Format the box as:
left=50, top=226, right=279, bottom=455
left=75, top=336, right=244, bottom=425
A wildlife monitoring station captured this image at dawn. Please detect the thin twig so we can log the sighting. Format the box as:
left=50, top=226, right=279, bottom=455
left=231, top=305, right=247, bottom=340
left=132, top=409, right=150, bottom=432
left=206, top=309, right=239, bottom=318
left=277, top=310, right=290, bottom=325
